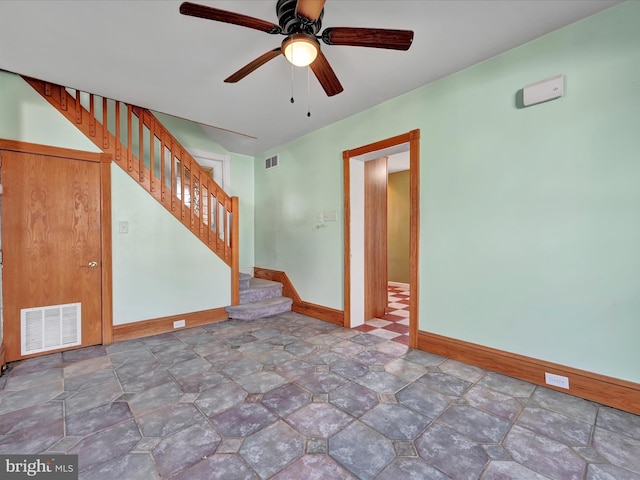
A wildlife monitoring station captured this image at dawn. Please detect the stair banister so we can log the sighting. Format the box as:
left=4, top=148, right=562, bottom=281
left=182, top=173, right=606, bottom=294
left=24, top=76, right=240, bottom=305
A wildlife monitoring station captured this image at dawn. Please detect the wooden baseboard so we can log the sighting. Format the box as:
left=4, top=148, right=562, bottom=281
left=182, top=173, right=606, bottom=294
left=0, top=343, right=6, bottom=373
left=292, top=303, right=344, bottom=325
left=418, top=330, right=640, bottom=415
left=254, top=267, right=345, bottom=326
left=112, top=308, right=228, bottom=343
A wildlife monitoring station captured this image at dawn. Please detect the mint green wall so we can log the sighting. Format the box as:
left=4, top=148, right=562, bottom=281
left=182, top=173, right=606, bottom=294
left=0, top=70, right=100, bottom=152
left=255, top=2, right=640, bottom=383
left=255, top=132, right=345, bottom=309
left=154, top=112, right=255, bottom=271
left=229, top=152, right=255, bottom=272
left=111, top=165, right=230, bottom=325
left=153, top=112, right=229, bottom=156
left=0, top=71, right=232, bottom=327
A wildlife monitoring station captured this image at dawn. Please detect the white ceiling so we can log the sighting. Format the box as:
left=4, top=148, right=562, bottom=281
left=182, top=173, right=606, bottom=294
left=0, top=0, right=621, bottom=156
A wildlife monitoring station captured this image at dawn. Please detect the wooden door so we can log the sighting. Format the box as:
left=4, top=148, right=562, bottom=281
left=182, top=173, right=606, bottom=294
left=2, top=149, right=103, bottom=360
left=364, top=156, right=388, bottom=320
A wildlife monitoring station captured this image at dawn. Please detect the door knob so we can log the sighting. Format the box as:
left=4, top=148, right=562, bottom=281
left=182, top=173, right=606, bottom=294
left=87, top=261, right=98, bottom=268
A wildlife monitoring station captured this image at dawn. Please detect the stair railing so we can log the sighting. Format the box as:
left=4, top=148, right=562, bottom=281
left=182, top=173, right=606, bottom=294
left=24, top=76, right=240, bottom=304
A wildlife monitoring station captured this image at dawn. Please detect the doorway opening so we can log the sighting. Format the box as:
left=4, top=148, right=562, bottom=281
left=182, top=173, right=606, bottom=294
left=342, top=130, right=420, bottom=348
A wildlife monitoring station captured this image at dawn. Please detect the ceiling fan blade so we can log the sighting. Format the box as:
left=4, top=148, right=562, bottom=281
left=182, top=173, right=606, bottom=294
left=322, top=27, right=414, bottom=51
left=295, top=0, right=326, bottom=23
left=310, top=50, right=343, bottom=97
left=179, top=2, right=282, bottom=34
left=224, top=48, right=282, bottom=83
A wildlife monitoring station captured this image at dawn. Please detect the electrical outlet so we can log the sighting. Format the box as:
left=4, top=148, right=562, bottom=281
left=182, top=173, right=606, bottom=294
left=545, top=372, right=569, bottom=389
left=173, top=320, right=186, bottom=329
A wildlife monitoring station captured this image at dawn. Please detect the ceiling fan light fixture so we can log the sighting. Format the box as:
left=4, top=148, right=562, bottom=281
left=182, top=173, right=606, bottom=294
left=282, top=33, right=319, bottom=67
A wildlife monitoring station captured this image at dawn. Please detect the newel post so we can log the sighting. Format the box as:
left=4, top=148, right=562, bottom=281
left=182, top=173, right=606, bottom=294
left=231, top=196, right=240, bottom=306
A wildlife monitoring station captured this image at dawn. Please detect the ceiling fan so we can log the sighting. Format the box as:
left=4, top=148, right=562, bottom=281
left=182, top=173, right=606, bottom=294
left=179, top=0, right=414, bottom=97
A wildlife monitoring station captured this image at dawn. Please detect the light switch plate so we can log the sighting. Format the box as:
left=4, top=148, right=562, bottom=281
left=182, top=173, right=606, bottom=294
left=323, top=210, right=337, bottom=222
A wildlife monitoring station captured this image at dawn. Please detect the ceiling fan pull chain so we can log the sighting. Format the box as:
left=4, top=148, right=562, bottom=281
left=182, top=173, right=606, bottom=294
left=290, top=64, right=295, bottom=103
left=307, top=66, right=311, bottom=117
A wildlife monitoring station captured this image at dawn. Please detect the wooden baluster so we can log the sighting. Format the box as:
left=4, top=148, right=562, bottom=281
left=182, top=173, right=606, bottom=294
left=89, top=94, right=96, bottom=137
left=178, top=151, right=183, bottom=214
left=170, top=141, right=176, bottom=212
left=127, top=105, right=133, bottom=171
left=44, top=83, right=52, bottom=96
left=197, top=171, right=203, bottom=235
left=209, top=181, right=214, bottom=243
left=102, top=97, right=109, bottom=149
left=75, top=90, right=82, bottom=123
left=211, top=190, right=217, bottom=250
left=210, top=188, right=216, bottom=247
left=212, top=189, right=217, bottom=248
left=180, top=152, right=186, bottom=220
left=217, top=197, right=224, bottom=253
left=115, top=102, right=121, bottom=161
left=193, top=168, right=199, bottom=230
left=186, top=157, right=194, bottom=227
left=160, top=135, right=166, bottom=202
left=149, top=125, right=155, bottom=193
left=183, top=154, right=189, bottom=221
left=191, top=164, right=197, bottom=230
left=224, top=193, right=228, bottom=241
left=138, top=111, right=144, bottom=183
left=60, top=87, right=67, bottom=111
left=202, top=181, right=208, bottom=238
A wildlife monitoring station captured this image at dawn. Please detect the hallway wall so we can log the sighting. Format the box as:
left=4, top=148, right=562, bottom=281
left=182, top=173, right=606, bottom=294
left=388, top=170, right=410, bottom=284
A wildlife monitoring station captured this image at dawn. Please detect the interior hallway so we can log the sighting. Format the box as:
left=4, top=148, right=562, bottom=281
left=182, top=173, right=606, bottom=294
left=355, top=283, right=411, bottom=345
left=1, top=311, right=639, bottom=479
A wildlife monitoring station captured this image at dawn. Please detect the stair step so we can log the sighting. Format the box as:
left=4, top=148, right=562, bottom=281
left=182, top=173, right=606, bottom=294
left=239, top=273, right=252, bottom=290
left=225, top=296, right=293, bottom=321
left=240, top=278, right=283, bottom=304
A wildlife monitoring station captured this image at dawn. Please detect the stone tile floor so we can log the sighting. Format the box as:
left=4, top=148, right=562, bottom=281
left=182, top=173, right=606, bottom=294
left=1, top=312, right=639, bottom=479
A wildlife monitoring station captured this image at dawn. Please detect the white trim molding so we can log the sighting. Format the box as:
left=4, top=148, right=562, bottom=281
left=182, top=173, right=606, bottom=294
left=188, top=148, right=231, bottom=194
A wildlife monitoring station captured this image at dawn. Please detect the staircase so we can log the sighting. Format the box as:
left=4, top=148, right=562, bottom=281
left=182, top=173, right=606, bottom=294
left=226, top=274, right=293, bottom=320
left=23, top=75, right=240, bottom=304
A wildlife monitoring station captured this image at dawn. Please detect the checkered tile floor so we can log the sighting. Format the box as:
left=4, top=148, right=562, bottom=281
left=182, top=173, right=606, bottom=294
left=354, top=283, right=410, bottom=345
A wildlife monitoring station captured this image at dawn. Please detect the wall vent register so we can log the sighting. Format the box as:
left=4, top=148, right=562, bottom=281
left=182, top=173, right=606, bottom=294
left=21, top=303, right=82, bottom=355
left=265, top=154, right=279, bottom=170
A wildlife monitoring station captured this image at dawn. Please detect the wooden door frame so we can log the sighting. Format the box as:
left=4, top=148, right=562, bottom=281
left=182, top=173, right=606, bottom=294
left=343, top=129, right=420, bottom=348
left=0, top=139, right=113, bottom=359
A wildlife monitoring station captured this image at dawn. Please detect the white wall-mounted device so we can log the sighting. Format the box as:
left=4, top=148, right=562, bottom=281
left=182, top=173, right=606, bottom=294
left=523, top=74, right=564, bottom=107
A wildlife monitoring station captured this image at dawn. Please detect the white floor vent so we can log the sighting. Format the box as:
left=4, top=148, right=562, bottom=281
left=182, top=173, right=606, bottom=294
left=21, top=303, right=82, bottom=356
